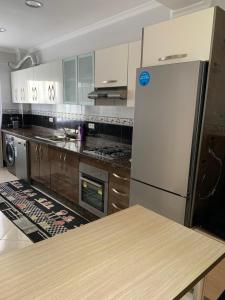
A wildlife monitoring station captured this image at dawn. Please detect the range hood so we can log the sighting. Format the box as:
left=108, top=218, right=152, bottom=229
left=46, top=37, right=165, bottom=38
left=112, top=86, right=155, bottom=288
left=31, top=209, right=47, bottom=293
left=88, top=87, right=127, bottom=100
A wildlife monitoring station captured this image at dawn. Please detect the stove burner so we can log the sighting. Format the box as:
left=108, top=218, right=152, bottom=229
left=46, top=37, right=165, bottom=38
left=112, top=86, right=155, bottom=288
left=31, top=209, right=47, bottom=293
left=83, top=146, right=131, bottom=160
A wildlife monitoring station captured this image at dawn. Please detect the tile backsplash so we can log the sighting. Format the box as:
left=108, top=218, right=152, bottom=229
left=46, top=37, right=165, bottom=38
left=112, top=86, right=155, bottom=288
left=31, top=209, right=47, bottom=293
left=2, top=104, right=134, bottom=127
left=2, top=104, right=134, bottom=144
left=30, top=104, right=134, bottom=126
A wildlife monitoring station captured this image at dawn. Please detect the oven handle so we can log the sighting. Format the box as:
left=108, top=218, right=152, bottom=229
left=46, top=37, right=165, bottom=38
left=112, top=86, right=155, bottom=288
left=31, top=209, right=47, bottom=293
left=80, top=176, right=103, bottom=188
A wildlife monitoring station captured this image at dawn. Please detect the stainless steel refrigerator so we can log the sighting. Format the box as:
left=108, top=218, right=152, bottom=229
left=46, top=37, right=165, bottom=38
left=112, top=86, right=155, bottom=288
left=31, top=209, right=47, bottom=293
left=130, top=61, right=207, bottom=224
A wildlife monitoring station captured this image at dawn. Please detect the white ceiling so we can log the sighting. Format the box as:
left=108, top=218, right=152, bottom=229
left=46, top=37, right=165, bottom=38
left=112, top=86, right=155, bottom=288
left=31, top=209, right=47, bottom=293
left=157, top=0, right=204, bottom=10
left=0, top=0, right=207, bottom=52
left=0, top=0, right=156, bottom=50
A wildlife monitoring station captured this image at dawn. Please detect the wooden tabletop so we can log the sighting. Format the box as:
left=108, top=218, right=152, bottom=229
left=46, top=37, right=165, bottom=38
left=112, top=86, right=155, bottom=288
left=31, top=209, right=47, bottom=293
left=0, top=205, right=224, bottom=300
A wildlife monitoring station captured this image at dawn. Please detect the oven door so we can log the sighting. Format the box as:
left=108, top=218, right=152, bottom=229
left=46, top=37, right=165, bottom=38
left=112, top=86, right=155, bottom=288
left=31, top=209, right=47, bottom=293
left=79, top=174, right=108, bottom=218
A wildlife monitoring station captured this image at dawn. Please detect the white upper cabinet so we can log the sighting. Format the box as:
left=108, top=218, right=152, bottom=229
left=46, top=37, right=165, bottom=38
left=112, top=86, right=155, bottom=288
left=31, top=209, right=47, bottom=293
left=127, top=40, right=141, bottom=107
left=35, top=60, right=63, bottom=104
left=26, top=67, right=36, bottom=103
left=95, top=43, right=129, bottom=88
left=63, top=57, right=77, bottom=104
left=77, top=52, right=95, bottom=106
left=63, top=52, right=94, bottom=105
left=11, top=60, right=63, bottom=104
left=11, top=68, right=32, bottom=104
left=11, top=71, right=20, bottom=103
left=142, top=7, right=215, bottom=67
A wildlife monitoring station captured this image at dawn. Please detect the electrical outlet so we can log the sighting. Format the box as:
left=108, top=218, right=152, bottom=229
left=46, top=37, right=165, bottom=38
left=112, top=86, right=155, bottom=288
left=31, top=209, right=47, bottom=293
left=88, top=123, right=95, bottom=130
left=49, top=117, right=54, bottom=123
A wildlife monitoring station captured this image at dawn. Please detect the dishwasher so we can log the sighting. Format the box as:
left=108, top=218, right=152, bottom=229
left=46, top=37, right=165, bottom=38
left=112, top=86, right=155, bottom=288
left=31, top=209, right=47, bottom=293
left=15, top=137, right=28, bottom=181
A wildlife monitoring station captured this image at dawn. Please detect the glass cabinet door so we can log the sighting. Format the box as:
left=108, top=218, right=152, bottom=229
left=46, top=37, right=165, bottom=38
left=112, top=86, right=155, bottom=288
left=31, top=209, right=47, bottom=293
left=77, top=52, right=94, bottom=106
left=63, top=57, right=77, bottom=104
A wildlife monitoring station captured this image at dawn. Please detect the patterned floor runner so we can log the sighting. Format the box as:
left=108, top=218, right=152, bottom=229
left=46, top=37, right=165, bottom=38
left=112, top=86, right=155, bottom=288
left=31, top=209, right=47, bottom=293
left=0, top=180, right=88, bottom=243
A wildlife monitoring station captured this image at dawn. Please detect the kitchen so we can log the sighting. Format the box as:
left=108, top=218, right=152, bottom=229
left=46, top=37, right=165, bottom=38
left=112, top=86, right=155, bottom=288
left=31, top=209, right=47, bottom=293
left=0, top=0, right=225, bottom=299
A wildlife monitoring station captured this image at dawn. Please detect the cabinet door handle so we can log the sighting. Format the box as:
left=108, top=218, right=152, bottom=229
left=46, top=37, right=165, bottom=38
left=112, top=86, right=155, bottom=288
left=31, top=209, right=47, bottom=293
left=112, top=202, right=123, bottom=211
left=39, top=145, right=42, bottom=160
left=48, top=85, right=52, bottom=101
left=35, top=145, right=39, bottom=160
left=158, top=54, right=187, bottom=62
left=112, top=188, right=128, bottom=197
left=112, top=173, right=129, bottom=181
left=32, top=87, right=35, bottom=101
left=59, top=153, right=62, bottom=160
left=101, top=80, right=117, bottom=84
left=15, top=89, right=18, bottom=101
left=35, top=87, right=37, bottom=101
left=52, top=85, right=55, bottom=101
left=64, top=154, right=67, bottom=161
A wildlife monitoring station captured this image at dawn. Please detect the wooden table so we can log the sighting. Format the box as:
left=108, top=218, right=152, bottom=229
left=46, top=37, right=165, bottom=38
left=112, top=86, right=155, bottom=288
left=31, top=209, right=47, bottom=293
left=0, top=205, right=224, bottom=300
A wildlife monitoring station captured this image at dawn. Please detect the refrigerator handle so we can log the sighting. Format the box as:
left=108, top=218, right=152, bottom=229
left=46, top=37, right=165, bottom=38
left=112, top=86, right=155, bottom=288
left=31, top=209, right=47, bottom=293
left=158, top=54, right=187, bottom=62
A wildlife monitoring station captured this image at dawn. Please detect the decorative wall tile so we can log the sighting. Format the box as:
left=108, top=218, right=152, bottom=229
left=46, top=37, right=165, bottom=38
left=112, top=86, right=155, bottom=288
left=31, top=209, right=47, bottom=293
left=29, top=109, right=133, bottom=126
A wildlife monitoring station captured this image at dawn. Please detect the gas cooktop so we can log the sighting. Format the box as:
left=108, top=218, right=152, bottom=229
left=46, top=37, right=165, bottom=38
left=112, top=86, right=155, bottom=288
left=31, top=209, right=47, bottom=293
left=83, top=145, right=131, bottom=160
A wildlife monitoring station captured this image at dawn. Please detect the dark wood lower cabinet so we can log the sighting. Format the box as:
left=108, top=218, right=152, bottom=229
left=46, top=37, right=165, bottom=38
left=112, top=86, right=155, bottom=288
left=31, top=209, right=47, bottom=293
left=39, top=143, right=50, bottom=188
left=108, top=167, right=130, bottom=215
left=50, top=147, right=79, bottom=204
left=29, top=141, right=130, bottom=214
left=30, top=141, right=40, bottom=182
left=30, top=141, right=50, bottom=188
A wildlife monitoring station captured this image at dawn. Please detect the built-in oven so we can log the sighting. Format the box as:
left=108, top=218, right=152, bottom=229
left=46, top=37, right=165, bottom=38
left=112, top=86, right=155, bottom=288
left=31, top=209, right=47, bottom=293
left=79, top=162, right=108, bottom=218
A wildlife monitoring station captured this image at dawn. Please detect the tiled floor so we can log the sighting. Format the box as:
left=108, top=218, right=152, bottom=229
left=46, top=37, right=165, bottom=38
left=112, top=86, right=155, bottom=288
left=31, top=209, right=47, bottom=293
left=0, top=168, right=32, bottom=256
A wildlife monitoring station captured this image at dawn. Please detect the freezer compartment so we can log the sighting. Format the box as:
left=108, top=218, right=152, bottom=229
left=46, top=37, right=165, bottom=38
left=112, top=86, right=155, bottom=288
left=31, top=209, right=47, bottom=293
left=130, top=179, right=186, bottom=224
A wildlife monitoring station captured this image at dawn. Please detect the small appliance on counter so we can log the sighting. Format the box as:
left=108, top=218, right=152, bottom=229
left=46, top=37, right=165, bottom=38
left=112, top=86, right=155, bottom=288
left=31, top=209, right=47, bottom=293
left=6, top=116, right=21, bottom=129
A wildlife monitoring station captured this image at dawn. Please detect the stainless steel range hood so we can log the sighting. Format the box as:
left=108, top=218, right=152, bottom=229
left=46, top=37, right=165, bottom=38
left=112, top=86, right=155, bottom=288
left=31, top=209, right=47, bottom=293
left=88, top=87, right=127, bottom=100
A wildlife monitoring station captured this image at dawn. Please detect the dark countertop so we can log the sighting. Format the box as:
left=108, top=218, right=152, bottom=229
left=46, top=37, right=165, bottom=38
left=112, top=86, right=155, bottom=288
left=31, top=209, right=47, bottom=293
left=1, top=128, right=131, bottom=170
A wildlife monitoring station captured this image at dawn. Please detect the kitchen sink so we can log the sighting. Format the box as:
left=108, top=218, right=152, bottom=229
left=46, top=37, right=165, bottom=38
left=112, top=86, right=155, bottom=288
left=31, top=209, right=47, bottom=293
left=34, top=135, right=75, bottom=143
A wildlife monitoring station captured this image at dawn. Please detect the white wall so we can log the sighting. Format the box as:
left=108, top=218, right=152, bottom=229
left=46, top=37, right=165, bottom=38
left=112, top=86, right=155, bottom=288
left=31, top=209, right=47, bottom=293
left=32, top=5, right=170, bottom=62
left=213, top=0, right=225, bottom=9
left=0, top=51, right=30, bottom=115
left=0, top=51, right=18, bottom=112
left=0, top=51, right=17, bottom=167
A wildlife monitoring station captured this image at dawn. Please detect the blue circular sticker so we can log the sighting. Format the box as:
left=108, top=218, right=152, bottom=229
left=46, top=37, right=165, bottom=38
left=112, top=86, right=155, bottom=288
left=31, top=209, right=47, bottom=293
left=139, top=71, right=151, bottom=86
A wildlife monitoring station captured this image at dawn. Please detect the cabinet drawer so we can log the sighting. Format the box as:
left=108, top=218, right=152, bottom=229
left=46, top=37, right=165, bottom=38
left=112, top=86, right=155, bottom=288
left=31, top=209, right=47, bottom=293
left=110, top=167, right=130, bottom=185
left=142, top=7, right=215, bottom=67
left=108, top=178, right=130, bottom=215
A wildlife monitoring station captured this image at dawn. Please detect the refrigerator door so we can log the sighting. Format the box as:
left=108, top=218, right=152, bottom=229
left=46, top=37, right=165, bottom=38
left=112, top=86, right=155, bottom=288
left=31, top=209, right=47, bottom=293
left=131, top=61, right=205, bottom=197
left=130, top=179, right=186, bottom=224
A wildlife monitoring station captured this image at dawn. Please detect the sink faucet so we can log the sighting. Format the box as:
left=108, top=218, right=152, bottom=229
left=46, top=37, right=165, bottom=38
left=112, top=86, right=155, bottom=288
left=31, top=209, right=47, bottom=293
left=58, top=128, right=67, bottom=137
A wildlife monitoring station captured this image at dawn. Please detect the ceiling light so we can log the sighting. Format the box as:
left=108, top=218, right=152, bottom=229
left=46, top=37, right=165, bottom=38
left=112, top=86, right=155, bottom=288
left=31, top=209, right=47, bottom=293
left=0, top=28, right=6, bottom=32
left=25, top=0, right=43, bottom=8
